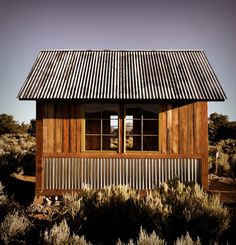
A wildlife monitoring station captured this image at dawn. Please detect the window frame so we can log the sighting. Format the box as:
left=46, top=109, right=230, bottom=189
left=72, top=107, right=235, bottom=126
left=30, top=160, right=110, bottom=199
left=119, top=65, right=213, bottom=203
left=82, top=103, right=161, bottom=153
left=124, top=104, right=161, bottom=152
left=82, top=104, right=120, bottom=152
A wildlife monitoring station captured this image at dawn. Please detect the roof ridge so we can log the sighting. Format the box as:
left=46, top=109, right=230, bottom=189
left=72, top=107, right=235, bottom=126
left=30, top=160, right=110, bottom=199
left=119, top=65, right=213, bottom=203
left=40, top=49, right=204, bottom=52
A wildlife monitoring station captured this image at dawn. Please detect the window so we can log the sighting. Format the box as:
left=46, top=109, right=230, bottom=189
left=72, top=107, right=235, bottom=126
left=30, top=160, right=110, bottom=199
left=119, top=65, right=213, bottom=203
left=83, top=104, right=159, bottom=152
left=125, top=105, right=159, bottom=151
left=84, top=104, right=119, bottom=151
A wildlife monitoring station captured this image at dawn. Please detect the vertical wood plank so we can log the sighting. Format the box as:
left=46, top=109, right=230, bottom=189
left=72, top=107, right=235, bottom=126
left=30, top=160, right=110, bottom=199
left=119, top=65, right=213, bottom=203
left=36, top=101, right=43, bottom=196
left=187, top=103, right=194, bottom=154
left=70, top=104, right=77, bottom=153
left=172, top=105, right=179, bottom=154
left=55, top=103, right=63, bottom=153
left=167, top=104, right=172, bottom=153
left=76, top=104, right=81, bottom=153
left=42, top=103, right=48, bottom=153
left=194, top=102, right=201, bottom=154
left=179, top=103, right=188, bottom=153
left=199, top=102, right=209, bottom=190
left=161, top=104, right=167, bottom=154
left=80, top=104, right=85, bottom=152
left=47, top=103, right=54, bottom=153
left=63, top=103, right=69, bottom=153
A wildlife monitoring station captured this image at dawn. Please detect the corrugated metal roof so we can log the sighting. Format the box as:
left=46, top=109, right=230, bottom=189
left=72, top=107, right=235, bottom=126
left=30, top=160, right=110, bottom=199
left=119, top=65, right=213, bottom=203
left=17, top=50, right=226, bottom=101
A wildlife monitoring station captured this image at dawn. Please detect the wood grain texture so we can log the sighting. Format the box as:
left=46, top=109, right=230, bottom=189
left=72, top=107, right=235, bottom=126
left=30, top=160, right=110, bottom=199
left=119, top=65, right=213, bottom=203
left=63, top=103, right=69, bottom=153
left=70, top=104, right=77, bottom=153
left=76, top=104, right=81, bottom=153
left=172, top=105, right=179, bottom=154
left=42, top=104, right=48, bottom=153
left=194, top=102, right=201, bottom=154
left=40, top=101, right=208, bottom=157
left=41, top=102, right=82, bottom=154
left=55, top=104, right=62, bottom=153
left=161, top=104, right=167, bottom=154
left=167, top=104, right=172, bottom=153
left=181, top=104, right=188, bottom=153
left=37, top=101, right=209, bottom=191
left=187, top=103, right=194, bottom=154
left=36, top=101, right=43, bottom=196
left=199, top=102, right=209, bottom=190
left=46, top=103, right=54, bottom=153
left=43, top=152, right=203, bottom=159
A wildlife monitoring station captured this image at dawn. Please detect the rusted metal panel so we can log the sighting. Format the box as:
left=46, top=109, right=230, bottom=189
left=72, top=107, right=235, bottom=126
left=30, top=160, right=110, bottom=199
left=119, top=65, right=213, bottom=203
left=43, top=157, right=201, bottom=190
left=18, top=50, right=226, bottom=101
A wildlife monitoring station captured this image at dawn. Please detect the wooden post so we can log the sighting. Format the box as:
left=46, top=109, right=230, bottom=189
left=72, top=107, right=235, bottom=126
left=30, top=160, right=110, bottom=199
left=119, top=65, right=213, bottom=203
left=167, top=104, right=172, bottom=153
left=35, top=101, right=44, bottom=197
left=200, top=101, right=209, bottom=191
left=76, top=104, right=81, bottom=153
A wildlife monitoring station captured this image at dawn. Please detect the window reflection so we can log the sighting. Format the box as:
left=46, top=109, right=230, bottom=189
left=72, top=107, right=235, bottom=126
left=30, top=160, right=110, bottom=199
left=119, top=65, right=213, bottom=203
left=126, top=105, right=159, bottom=151
left=143, top=136, right=158, bottom=151
left=84, top=104, right=159, bottom=152
left=85, top=104, right=119, bottom=151
left=85, top=136, right=101, bottom=150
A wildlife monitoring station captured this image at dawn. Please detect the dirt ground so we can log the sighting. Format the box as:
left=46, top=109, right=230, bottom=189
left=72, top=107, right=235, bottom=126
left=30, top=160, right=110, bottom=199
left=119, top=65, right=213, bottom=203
left=209, top=175, right=236, bottom=204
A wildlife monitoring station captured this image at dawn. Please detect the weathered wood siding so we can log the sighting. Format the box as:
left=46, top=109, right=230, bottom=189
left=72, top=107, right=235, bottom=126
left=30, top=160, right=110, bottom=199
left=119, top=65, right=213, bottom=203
left=40, top=101, right=207, bottom=156
left=160, top=102, right=208, bottom=155
left=159, top=102, right=208, bottom=189
left=42, top=102, right=81, bottom=154
left=36, top=101, right=208, bottom=195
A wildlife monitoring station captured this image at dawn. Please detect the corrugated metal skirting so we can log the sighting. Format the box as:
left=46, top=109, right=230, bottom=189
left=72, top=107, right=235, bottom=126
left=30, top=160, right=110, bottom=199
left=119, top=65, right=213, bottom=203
left=43, top=158, right=201, bottom=190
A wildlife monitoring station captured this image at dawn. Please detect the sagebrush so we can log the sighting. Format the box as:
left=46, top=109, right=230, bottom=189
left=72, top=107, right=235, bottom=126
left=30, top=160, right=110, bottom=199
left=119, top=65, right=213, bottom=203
left=0, top=210, right=31, bottom=244
left=0, top=182, right=231, bottom=245
left=61, top=183, right=229, bottom=245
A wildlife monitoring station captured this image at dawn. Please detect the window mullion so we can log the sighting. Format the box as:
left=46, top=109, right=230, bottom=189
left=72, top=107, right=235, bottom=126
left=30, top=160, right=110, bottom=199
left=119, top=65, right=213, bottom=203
left=101, top=112, right=102, bottom=151
left=119, top=104, right=124, bottom=153
left=141, top=111, right=143, bottom=151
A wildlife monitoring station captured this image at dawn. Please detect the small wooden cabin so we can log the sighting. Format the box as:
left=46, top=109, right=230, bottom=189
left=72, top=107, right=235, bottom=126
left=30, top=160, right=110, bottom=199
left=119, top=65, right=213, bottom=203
left=18, top=50, right=226, bottom=197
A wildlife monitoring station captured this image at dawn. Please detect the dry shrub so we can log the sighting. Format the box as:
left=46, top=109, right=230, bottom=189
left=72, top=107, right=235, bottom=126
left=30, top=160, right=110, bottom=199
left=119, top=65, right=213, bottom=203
left=0, top=210, right=31, bottom=244
left=0, top=133, right=35, bottom=179
left=44, top=219, right=70, bottom=244
left=174, top=233, right=201, bottom=245
left=60, top=183, right=230, bottom=245
left=116, top=228, right=166, bottom=245
left=0, top=182, right=19, bottom=224
left=63, top=192, right=81, bottom=219
left=117, top=229, right=200, bottom=245
left=44, top=219, right=91, bottom=245
left=0, top=182, right=7, bottom=205
left=64, top=185, right=167, bottom=245
left=159, top=180, right=230, bottom=244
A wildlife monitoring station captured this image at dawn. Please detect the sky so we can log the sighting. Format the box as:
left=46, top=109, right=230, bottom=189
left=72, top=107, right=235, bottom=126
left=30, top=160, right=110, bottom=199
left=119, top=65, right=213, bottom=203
left=0, top=0, right=235, bottom=123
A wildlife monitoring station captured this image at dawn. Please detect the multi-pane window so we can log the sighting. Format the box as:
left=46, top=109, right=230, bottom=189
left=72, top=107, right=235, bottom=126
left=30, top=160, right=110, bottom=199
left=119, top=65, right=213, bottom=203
left=126, top=105, right=159, bottom=151
left=84, top=104, right=119, bottom=151
left=84, top=104, right=159, bottom=152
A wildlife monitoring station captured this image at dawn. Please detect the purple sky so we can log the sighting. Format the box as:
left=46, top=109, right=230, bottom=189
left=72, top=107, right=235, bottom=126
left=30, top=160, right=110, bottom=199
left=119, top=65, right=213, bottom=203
left=0, top=0, right=235, bottom=122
